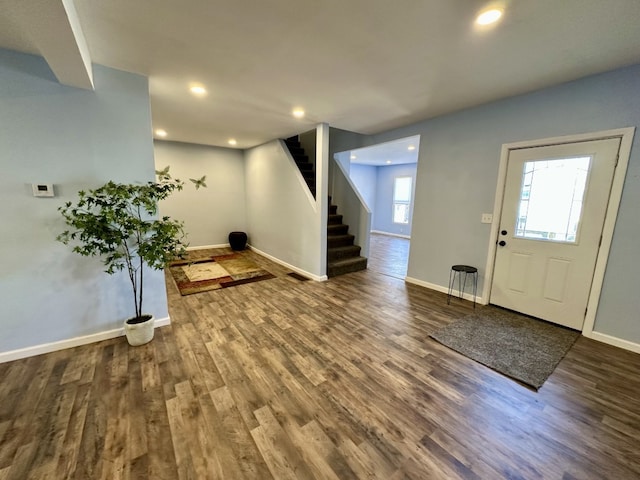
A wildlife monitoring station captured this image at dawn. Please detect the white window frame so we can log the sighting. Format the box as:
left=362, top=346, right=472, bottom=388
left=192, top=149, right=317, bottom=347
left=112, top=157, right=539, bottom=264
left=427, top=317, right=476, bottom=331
left=393, top=176, right=412, bottom=224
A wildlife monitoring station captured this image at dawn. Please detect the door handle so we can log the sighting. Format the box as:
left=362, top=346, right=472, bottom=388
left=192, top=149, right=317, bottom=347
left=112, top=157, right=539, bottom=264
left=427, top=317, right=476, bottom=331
left=498, top=240, right=506, bottom=247
left=501, top=230, right=508, bottom=235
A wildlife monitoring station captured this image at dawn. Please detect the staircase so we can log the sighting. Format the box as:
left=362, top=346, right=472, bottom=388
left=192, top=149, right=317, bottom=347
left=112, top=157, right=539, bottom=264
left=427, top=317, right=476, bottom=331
left=284, top=136, right=315, bottom=198
left=284, top=137, right=366, bottom=277
left=327, top=198, right=367, bottom=277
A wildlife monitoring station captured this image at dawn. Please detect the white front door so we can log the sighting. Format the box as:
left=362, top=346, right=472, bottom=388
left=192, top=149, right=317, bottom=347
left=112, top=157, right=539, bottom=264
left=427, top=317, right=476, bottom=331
left=490, top=138, right=621, bottom=330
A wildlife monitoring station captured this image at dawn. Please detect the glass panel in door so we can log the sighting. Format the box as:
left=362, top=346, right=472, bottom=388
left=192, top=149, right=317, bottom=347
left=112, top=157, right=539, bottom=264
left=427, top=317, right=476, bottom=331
left=515, top=156, right=590, bottom=243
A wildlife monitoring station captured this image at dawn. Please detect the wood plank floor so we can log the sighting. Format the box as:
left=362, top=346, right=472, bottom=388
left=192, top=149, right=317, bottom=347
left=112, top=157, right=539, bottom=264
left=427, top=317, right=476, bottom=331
left=367, top=233, right=409, bottom=280
left=1, top=247, right=640, bottom=479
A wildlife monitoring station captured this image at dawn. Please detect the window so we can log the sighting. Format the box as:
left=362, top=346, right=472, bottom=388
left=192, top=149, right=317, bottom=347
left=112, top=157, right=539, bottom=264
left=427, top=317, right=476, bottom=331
left=393, top=176, right=412, bottom=224
left=515, top=156, right=590, bottom=243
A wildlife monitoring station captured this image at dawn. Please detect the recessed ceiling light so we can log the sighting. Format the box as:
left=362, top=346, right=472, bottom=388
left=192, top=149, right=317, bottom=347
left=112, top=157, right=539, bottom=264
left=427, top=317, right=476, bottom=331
left=408, top=145, right=416, bottom=151
left=476, top=8, right=503, bottom=25
left=386, top=160, right=392, bottom=164
left=155, top=129, right=167, bottom=138
left=189, top=84, right=207, bottom=96
left=350, top=154, right=356, bottom=160
left=292, top=108, right=305, bottom=119
left=228, top=138, right=237, bottom=146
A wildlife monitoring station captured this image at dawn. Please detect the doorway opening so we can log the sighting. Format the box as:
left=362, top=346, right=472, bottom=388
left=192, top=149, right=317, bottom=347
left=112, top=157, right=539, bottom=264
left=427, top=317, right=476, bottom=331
left=334, top=135, right=420, bottom=279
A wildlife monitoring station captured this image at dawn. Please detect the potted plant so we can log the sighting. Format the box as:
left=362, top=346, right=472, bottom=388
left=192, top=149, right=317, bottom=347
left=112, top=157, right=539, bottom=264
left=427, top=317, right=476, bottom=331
left=57, top=167, right=206, bottom=346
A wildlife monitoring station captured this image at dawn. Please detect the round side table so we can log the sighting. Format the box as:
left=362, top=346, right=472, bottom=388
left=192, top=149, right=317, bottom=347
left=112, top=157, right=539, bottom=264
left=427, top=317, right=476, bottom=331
left=447, top=265, right=478, bottom=308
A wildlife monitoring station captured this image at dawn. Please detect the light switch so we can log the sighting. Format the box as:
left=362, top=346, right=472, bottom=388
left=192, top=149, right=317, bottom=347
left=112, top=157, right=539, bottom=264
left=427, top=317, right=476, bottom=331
left=481, top=213, right=493, bottom=224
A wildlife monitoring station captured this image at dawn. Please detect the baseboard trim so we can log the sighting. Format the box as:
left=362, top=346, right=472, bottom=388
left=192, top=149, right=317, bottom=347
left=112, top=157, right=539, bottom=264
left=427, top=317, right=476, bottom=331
left=187, top=243, right=230, bottom=251
left=370, top=230, right=411, bottom=239
left=0, top=316, right=171, bottom=364
left=248, top=245, right=327, bottom=282
left=586, top=331, right=640, bottom=354
left=405, top=276, right=487, bottom=305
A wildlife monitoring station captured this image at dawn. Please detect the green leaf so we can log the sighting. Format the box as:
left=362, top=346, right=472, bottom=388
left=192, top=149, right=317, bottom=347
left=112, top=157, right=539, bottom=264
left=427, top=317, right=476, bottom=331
left=57, top=168, right=205, bottom=318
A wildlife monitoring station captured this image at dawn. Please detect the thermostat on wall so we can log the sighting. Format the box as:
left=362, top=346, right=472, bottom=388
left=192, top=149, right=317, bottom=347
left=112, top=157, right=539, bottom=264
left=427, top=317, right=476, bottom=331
left=32, top=183, right=55, bottom=197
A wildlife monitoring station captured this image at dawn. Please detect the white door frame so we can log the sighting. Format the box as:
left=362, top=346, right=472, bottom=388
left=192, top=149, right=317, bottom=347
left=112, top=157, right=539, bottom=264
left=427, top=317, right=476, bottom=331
left=482, top=127, right=635, bottom=335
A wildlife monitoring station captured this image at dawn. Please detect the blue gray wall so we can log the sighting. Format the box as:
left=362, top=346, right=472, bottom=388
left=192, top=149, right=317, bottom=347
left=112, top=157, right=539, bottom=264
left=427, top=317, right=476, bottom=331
left=244, top=140, right=325, bottom=278
left=349, top=163, right=417, bottom=236
left=329, top=128, right=365, bottom=195
left=154, top=140, right=246, bottom=247
left=367, top=63, right=640, bottom=344
left=349, top=164, right=377, bottom=211
left=372, top=163, right=417, bottom=236
left=0, top=49, right=166, bottom=354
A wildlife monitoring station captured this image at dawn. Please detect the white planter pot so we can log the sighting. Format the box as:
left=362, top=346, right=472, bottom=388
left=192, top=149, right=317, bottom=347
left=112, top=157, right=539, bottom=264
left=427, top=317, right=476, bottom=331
left=124, top=314, right=155, bottom=346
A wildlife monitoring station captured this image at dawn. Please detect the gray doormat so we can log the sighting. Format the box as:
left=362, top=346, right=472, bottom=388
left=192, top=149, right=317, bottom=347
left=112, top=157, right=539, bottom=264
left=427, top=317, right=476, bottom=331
left=430, top=307, right=580, bottom=390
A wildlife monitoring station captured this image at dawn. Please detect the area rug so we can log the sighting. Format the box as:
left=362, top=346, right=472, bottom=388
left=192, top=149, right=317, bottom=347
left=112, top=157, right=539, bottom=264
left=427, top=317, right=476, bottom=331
left=169, top=253, right=275, bottom=295
left=430, top=307, right=580, bottom=389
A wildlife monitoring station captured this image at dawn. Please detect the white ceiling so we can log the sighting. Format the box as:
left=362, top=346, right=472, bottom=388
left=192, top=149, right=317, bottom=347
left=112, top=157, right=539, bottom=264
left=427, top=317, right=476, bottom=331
left=346, top=136, right=420, bottom=167
left=2, top=0, right=640, bottom=149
